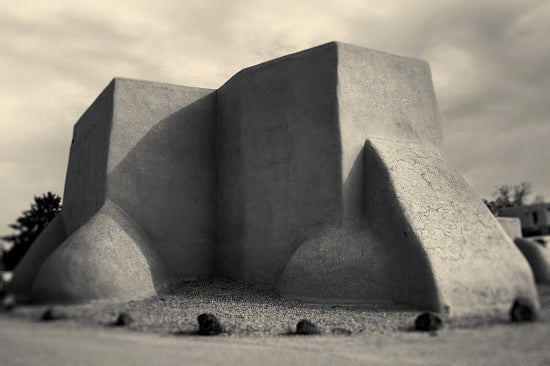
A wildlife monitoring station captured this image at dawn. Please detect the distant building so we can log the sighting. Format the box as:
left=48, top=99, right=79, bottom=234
left=499, top=203, right=550, bottom=237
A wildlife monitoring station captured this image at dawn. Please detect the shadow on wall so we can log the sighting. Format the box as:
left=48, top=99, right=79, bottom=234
left=24, top=93, right=218, bottom=303
left=108, top=93, right=218, bottom=279
left=278, top=143, right=441, bottom=311
left=342, top=146, right=365, bottom=224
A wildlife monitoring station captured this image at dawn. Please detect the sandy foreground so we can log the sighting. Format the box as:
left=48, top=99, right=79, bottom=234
left=1, top=279, right=550, bottom=365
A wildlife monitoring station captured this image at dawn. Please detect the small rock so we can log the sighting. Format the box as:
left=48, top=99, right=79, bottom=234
left=41, top=307, right=66, bottom=321
left=114, top=312, right=134, bottom=326
left=510, top=297, right=537, bottom=322
left=296, top=319, right=321, bottom=335
left=2, top=294, right=16, bottom=311
left=414, top=312, right=443, bottom=331
left=331, top=327, right=352, bottom=336
left=197, top=313, right=222, bottom=335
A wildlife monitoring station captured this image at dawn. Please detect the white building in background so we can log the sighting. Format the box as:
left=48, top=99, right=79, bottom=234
left=499, top=203, right=550, bottom=237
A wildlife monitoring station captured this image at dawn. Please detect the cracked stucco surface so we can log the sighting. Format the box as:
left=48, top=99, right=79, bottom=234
left=367, top=138, right=539, bottom=316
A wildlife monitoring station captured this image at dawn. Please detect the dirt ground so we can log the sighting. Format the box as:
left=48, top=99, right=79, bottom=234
left=1, top=279, right=550, bottom=365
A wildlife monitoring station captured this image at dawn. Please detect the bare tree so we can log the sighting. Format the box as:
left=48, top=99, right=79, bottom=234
left=484, top=182, right=535, bottom=216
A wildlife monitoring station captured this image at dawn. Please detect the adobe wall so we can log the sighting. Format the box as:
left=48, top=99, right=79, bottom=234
left=15, top=79, right=218, bottom=301
left=105, top=79, right=218, bottom=277
left=62, top=81, right=114, bottom=235
left=497, top=217, right=522, bottom=239
left=276, top=43, right=538, bottom=316
left=216, top=43, right=343, bottom=286
left=514, top=237, right=550, bottom=284
left=365, top=139, right=536, bottom=316
left=30, top=200, right=172, bottom=302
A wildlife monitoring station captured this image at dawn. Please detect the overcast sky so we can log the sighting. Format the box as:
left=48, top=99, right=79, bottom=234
left=1, top=0, right=549, bottom=236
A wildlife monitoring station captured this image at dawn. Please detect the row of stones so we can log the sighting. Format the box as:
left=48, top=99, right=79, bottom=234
left=1, top=295, right=537, bottom=335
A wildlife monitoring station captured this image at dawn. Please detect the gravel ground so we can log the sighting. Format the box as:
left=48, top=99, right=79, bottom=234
left=3, top=278, right=550, bottom=338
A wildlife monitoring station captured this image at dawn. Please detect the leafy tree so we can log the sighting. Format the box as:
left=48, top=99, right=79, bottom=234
left=1, top=192, right=62, bottom=270
left=483, top=182, right=539, bottom=216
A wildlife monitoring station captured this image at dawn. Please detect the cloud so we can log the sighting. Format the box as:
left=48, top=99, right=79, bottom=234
left=1, top=0, right=549, bottom=232
left=423, top=1, right=550, bottom=200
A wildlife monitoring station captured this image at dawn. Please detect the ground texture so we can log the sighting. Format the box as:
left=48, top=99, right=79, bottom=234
left=1, top=279, right=550, bottom=365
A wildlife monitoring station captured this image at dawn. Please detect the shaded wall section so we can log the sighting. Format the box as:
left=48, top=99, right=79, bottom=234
left=62, top=81, right=114, bottom=235
left=106, top=79, right=217, bottom=276
left=217, top=43, right=342, bottom=286
left=514, top=237, right=550, bottom=284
